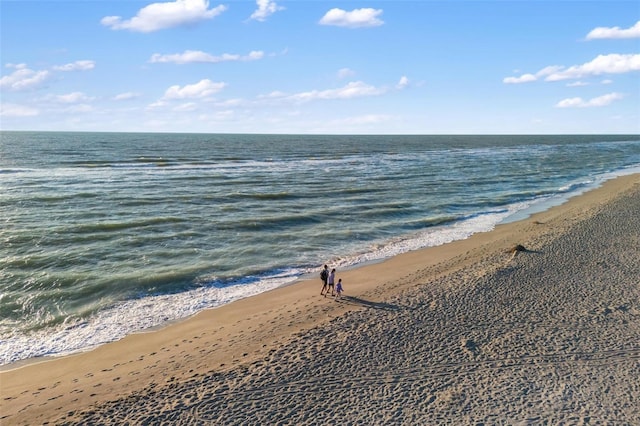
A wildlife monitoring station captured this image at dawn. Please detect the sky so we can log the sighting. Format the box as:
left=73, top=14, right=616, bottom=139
left=1, top=0, right=639, bottom=134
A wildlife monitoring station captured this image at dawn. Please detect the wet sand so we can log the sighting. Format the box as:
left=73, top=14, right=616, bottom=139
left=2, top=174, right=639, bottom=425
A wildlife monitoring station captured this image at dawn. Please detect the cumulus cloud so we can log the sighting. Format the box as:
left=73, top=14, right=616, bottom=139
left=249, top=0, right=284, bottom=22
left=504, top=54, right=640, bottom=83
left=0, top=65, right=50, bottom=91
left=53, top=60, right=96, bottom=71
left=0, top=103, right=39, bottom=117
left=113, top=92, right=141, bottom=101
left=544, top=53, right=640, bottom=81
left=258, top=90, right=288, bottom=99
left=286, top=81, right=386, bottom=102
left=173, top=102, right=198, bottom=112
left=101, top=0, right=227, bottom=33
left=319, top=8, right=384, bottom=28
left=396, top=76, right=409, bottom=89
left=162, top=78, right=227, bottom=100
left=53, top=92, right=95, bottom=104
left=503, top=66, right=563, bottom=84
left=147, top=100, right=168, bottom=109
left=503, top=73, right=537, bottom=84
left=150, top=50, right=264, bottom=64
left=586, top=20, right=640, bottom=40
left=555, top=92, right=624, bottom=108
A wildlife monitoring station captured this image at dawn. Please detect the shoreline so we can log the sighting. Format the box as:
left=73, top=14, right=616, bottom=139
left=0, top=175, right=601, bottom=372
left=2, top=170, right=633, bottom=370
left=2, top=173, right=639, bottom=424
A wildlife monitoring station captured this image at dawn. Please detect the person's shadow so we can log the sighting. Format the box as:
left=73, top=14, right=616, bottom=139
left=338, top=296, right=401, bottom=311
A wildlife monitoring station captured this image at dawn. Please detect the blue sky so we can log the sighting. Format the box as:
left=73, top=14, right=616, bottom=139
left=1, top=0, right=639, bottom=134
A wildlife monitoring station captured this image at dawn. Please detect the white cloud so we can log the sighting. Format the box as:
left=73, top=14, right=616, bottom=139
left=113, top=92, right=141, bottom=101
left=555, top=97, right=590, bottom=108
left=162, top=79, right=227, bottom=100
left=0, top=103, right=39, bottom=117
left=147, top=100, right=168, bottom=109
left=52, top=92, right=95, bottom=104
left=545, top=53, right=640, bottom=81
left=150, top=50, right=264, bottom=64
left=586, top=20, right=640, bottom=40
left=319, top=8, right=384, bottom=28
left=504, top=54, right=640, bottom=83
left=503, top=73, right=537, bottom=84
left=555, top=92, right=624, bottom=108
left=101, top=0, right=227, bottom=33
left=287, top=81, right=386, bottom=102
left=259, top=80, right=393, bottom=105
left=503, top=66, right=564, bottom=84
left=566, top=81, right=589, bottom=87
left=237, top=79, right=395, bottom=111
left=173, top=102, right=198, bottom=111
left=53, top=60, right=96, bottom=71
left=396, top=76, right=409, bottom=89
left=536, top=65, right=565, bottom=77
left=258, top=90, right=288, bottom=99
left=0, top=66, right=50, bottom=91
left=337, top=68, right=356, bottom=79
left=249, top=0, right=284, bottom=22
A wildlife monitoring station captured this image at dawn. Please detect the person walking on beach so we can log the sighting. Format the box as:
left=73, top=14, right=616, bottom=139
left=335, top=278, right=344, bottom=300
left=320, top=265, right=329, bottom=295
left=327, top=268, right=336, bottom=297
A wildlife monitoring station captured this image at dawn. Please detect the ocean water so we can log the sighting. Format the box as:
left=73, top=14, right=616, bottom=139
left=1, top=132, right=639, bottom=365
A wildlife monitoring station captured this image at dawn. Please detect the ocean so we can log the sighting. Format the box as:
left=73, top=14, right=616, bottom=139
left=1, top=132, right=639, bottom=366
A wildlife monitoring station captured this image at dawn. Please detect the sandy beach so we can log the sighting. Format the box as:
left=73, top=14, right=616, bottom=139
left=2, top=174, right=639, bottom=425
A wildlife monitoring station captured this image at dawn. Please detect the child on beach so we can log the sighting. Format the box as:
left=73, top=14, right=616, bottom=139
left=335, top=279, right=343, bottom=300
left=326, top=268, right=336, bottom=297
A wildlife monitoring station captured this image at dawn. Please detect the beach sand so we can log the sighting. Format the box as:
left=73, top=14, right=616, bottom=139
left=2, top=174, right=639, bottom=425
